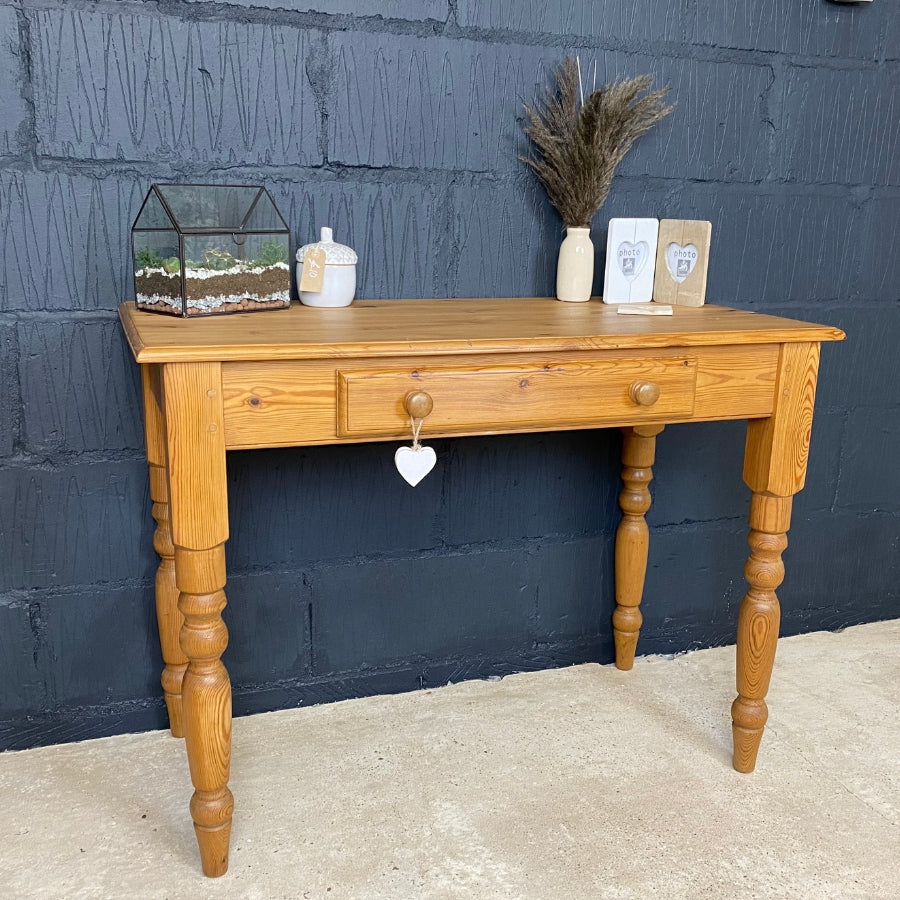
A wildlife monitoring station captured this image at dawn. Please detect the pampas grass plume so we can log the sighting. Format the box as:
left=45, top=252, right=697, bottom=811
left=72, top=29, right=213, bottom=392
left=521, top=57, right=673, bottom=227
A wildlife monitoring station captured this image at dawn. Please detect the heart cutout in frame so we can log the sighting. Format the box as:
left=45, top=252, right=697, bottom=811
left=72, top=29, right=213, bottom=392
left=666, top=242, right=699, bottom=283
left=394, top=445, right=437, bottom=487
left=617, top=241, right=649, bottom=281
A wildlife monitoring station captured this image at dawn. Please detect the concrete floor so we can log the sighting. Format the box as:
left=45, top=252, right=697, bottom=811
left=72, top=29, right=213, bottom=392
left=1, top=620, right=898, bottom=900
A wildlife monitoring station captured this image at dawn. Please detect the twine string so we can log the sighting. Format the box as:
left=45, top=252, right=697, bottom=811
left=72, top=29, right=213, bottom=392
left=410, top=415, right=424, bottom=450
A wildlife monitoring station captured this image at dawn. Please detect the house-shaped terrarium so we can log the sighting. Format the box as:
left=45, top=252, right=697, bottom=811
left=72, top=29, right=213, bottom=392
left=132, top=184, right=291, bottom=316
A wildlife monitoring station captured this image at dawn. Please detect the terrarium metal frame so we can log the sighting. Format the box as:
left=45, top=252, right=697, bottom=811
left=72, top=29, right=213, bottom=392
left=132, top=183, right=292, bottom=317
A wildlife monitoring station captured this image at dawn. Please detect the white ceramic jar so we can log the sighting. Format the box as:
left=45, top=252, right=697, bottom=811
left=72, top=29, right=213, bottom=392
left=296, top=227, right=358, bottom=307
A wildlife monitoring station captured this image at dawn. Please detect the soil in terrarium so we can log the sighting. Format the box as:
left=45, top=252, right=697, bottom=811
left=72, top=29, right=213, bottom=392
left=135, top=242, right=290, bottom=315
left=135, top=270, right=181, bottom=301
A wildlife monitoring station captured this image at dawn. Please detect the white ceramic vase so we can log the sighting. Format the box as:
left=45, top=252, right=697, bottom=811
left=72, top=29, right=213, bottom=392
left=556, top=226, right=594, bottom=302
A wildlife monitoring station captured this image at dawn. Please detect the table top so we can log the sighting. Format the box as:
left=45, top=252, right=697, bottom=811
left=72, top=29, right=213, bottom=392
left=119, top=298, right=845, bottom=363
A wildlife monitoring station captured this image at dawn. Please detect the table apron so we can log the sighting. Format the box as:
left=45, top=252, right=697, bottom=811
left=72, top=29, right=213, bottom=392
left=219, top=344, right=779, bottom=450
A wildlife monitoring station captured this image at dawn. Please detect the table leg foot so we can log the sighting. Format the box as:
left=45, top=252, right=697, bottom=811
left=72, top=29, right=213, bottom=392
left=731, top=493, right=789, bottom=773
left=613, top=425, right=663, bottom=670
left=732, top=696, right=769, bottom=774
left=191, top=788, right=235, bottom=878
left=161, top=665, right=187, bottom=738
left=612, top=622, right=640, bottom=672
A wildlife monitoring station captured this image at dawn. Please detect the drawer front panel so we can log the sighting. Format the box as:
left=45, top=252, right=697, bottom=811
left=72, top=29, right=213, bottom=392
left=337, top=358, right=697, bottom=438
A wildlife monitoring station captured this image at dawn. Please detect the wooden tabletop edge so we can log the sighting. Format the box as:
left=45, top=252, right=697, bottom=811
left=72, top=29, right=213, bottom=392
left=117, top=301, right=846, bottom=363
left=124, top=332, right=846, bottom=364
left=118, top=305, right=148, bottom=361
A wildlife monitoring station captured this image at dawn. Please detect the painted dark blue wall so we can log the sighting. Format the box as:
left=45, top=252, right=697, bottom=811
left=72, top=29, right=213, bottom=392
left=1, top=0, right=897, bottom=750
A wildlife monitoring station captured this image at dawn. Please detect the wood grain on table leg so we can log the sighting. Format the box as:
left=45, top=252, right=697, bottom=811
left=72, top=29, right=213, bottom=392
left=176, top=544, right=233, bottom=877
left=736, top=341, right=820, bottom=772
left=732, top=493, right=790, bottom=773
left=142, top=365, right=187, bottom=737
left=162, top=361, right=234, bottom=878
left=613, top=424, right=664, bottom=670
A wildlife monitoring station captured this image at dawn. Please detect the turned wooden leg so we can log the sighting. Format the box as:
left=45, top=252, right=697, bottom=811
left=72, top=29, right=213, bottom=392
left=731, top=493, right=790, bottom=773
left=150, top=470, right=188, bottom=737
left=143, top=366, right=187, bottom=737
left=163, top=361, right=233, bottom=877
left=176, top=545, right=234, bottom=877
left=613, top=424, right=664, bottom=670
left=737, top=341, right=820, bottom=772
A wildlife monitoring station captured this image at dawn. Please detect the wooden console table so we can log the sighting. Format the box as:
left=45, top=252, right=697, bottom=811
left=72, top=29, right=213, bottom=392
left=119, top=297, right=843, bottom=877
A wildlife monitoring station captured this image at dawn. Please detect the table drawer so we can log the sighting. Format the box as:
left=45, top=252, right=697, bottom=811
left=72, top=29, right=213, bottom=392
left=337, top=357, right=697, bottom=438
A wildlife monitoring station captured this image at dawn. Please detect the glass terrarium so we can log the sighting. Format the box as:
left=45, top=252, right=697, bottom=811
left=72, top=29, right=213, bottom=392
left=132, top=184, right=291, bottom=316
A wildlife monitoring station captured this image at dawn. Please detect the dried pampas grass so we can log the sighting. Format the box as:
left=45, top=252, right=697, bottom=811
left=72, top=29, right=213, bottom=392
left=521, top=57, right=673, bottom=227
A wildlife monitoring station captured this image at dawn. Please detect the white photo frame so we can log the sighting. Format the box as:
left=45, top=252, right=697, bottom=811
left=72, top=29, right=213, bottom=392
left=602, top=218, right=660, bottom=304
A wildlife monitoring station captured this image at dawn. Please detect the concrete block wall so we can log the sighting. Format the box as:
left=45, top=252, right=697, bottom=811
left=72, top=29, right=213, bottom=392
left=0, top=0, right=897, bottom=750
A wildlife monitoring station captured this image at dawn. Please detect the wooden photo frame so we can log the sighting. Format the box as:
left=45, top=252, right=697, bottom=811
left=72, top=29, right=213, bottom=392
left=653, top=219, right=712, bottom=307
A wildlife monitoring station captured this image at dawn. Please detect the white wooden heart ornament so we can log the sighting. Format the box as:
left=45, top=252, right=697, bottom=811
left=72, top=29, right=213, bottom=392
left=617, top=241, right=649, bottom=281
left=665, top=242, right=699, bottom=283
left=394, top=445, right=436, bottom=486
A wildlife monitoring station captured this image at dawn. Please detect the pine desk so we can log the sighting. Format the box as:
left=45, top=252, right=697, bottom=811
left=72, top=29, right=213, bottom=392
left=119, top=297, right=844, bottom=877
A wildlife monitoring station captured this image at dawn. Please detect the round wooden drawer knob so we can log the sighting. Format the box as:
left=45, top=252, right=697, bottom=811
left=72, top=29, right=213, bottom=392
left=404, top=390, right=434, bottom=419
left=629, top=381, right=661, bottom=407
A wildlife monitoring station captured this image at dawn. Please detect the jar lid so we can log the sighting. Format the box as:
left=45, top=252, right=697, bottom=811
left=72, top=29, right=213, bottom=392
left=296, top=226, right=358, bottom=265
